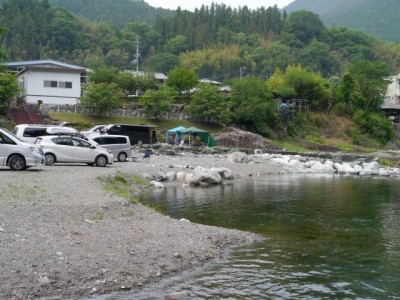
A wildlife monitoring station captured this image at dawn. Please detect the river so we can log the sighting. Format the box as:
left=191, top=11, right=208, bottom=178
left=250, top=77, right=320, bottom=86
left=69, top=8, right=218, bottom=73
left=91, top=174, right=400, bottom=299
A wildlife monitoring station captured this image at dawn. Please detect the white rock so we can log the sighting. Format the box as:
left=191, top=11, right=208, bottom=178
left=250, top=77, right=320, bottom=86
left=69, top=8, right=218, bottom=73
left=193, top=166, right=222, bottom=184
left=166, top=171, right=177, bottom=181
left=228, top=152, right=248, bottom=163
left=176, top=171, right=187, bottom=182
left=151, top=181, right=165, bottom=188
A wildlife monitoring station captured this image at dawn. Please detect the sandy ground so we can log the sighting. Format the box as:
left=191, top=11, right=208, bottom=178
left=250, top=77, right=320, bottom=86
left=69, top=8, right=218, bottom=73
left=0, top=151, right=284, bottom=300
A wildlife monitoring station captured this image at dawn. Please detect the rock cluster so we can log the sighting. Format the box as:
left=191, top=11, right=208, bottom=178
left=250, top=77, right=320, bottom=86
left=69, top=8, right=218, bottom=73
left=251, top=152, right=400, bottom=177
left=144, top=165, right=237, bottom=187
left=144, top=150, right=399, bottom=190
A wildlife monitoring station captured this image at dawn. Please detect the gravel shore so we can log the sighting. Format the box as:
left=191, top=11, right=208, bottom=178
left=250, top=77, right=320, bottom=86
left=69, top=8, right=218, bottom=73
left=0, top=151, right=283, bottom=300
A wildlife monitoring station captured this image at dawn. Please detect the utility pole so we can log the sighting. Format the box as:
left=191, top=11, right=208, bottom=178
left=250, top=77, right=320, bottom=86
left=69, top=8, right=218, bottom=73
left=134, top=35, right=140, bottom=73
left=134, top=35, right=140, bottom=96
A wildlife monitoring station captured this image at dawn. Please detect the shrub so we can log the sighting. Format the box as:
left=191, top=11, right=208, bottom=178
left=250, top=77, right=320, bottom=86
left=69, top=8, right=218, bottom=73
left=353, top=110, right=394, bottom=144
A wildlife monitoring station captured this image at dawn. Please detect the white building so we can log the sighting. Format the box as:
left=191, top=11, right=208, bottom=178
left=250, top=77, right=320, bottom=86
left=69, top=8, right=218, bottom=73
left=383, top=75, right=400, bottom=123
left=6, top=60, right=89, bottom=105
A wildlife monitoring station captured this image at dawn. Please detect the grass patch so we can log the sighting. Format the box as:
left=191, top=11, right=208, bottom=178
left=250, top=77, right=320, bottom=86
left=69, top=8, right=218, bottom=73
left=272, top=140, right=311, bottom=153
left=378, top=157, right=398, bottom=168
left=90, top=211, right=104, bottom=221
left=99, top=171, right=152, bottom=206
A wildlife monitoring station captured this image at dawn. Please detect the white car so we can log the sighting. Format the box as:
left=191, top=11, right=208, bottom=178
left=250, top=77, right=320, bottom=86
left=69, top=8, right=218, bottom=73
left=14, top=124, right=80, bottom=143
left=35, top=136, right=113, bottom=167
left=89, top=134, right=132, bottom=162
left=81, top=125, right=106, bottom=138
left=0, top=127, right=44, bottom=170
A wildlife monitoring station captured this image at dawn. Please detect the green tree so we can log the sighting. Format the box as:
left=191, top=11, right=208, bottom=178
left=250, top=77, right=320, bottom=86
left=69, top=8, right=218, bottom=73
left=338, top=73, right=356, bottom=110
left=80, top=82, right=124, bottom=114
left=139, top=87, right=177, bottom=119
left=146, top=52, right=179, bottom=74
left=282, top=10, right=326, bottom=45
left=165, top=35, right=189, bottom=55
left=89, top=67, right=119, bottom=84
left=283, top=65, right=329, bottom=109
left=297, top=40, right=340, bottom=77
left=353, top=110, right=394, bottom=144
left=0, top=28, right=7, bottom=61
left=186, top=83, right=230, bottom=123
left=266, top=68, right=296, bottom=99
left=347, top=60, right=390, bottom=111
left=230, top=77, right=278, bottom=136
left=167, top=66, right=198, bottom=92
left=0, top=71, right=20, bottom=107
left=252, top=42, right=293, bottom=78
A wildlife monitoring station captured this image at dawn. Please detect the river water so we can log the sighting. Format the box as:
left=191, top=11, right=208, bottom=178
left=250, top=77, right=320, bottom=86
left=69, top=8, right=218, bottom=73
left=91, top=174, right=400, bottom=299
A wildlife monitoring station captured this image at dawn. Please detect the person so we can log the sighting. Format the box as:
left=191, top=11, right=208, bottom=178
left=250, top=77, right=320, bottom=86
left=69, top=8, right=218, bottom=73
left=194, top=136, right=202, bottom=147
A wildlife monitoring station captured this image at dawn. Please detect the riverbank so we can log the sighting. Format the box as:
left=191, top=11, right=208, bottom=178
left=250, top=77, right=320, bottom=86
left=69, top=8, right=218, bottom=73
left=1, top=151, right=284, bottom=300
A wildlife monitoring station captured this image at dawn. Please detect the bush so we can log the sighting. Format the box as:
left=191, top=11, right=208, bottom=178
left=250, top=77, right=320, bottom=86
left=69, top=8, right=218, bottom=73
left=353, top=110, right=394, bottom=144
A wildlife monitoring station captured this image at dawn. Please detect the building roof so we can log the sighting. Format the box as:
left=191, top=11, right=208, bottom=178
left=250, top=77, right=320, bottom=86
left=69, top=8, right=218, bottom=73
left=6, top=59, right=88, bottom=74
left=200, top=78, right=223, bottom=85
left=382, top=103, right=400, bottom=110
left=124, top=70, right=167, bottom=80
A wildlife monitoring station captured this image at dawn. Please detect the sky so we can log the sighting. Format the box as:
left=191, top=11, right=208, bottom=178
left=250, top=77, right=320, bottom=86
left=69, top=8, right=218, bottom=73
left=145, top=0, right=295, bottom=11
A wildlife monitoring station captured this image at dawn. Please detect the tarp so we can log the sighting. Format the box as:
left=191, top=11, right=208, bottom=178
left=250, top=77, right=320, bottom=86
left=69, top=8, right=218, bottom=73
left=166, top=126, right=217, bottom=147
left=166, top=126, right=188, bottom=145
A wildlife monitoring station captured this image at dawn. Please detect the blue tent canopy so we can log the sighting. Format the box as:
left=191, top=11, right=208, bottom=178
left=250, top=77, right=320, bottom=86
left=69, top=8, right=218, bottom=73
left=166, top=126, right=188, bottom=144
left=165, top=126, right=217, bottom=147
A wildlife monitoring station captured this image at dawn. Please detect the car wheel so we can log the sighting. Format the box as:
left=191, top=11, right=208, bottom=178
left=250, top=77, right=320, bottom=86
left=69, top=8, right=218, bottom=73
left=137, top=139, right=143, bottom=147
left=95, top=155, right=108, bottom=167
left=9, top=154, right=26, bottom=171
left=117, top=152, right=127, bottom=162
left=45, top=153, right=56, bottom=165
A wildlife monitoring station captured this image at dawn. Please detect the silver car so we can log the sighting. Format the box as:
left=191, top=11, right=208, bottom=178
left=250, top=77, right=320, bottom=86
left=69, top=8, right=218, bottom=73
left=35, top=136, right=113, bottom=167
left=0, top=127, right=44, bottom=170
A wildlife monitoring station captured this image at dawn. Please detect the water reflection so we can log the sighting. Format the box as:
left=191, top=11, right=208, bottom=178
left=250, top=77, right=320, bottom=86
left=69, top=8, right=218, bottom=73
left=88, top=175, right=400, bottom=299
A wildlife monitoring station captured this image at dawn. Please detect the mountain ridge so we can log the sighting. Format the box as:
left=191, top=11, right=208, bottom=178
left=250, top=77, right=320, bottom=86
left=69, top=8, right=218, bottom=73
left=284, top=0, right=400, bottom=42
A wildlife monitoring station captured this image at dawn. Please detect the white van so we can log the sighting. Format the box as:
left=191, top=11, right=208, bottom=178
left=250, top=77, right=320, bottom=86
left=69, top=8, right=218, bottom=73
left=89, top=134, right=132, bottom=162
left=0, top=127, right=44, bottom=170
left=13, top=124, right=80, bottom=143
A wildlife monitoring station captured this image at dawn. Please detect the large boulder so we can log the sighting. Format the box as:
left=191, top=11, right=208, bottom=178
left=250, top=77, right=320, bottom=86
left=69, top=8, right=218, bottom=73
left=193, top=166, right=222, bottom=184
left=211, top=167, right=236, bottom=180
left=214, top=127, right=279, bottom=150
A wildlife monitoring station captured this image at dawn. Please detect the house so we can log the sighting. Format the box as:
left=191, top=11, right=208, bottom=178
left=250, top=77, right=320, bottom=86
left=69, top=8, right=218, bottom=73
left=123, top=70, right=167, bottom=84
left=6, top=59, right=89, bottom=105
left=383, top=74, right=400, bottom=123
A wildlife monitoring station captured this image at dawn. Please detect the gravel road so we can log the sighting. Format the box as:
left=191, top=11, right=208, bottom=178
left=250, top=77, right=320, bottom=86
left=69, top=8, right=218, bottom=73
left=0, top=151, right=279, bottom=300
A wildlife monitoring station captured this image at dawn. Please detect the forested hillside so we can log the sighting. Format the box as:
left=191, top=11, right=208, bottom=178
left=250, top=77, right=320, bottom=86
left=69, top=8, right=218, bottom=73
left=285, top=0, right=400, bottom=42
left=48, top=0, right=173, bottom=27
left=1, top=0, right=400, bottom=81
left=1, top=0, right=400, bottom=148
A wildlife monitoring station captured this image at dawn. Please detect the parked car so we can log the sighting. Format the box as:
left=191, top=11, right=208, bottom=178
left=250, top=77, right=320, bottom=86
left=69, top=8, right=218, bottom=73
left=103, top=124, right=158, bottom=146
left=0, top=127, right=44, bottom=170
left=35, top=136, right=113, bottom=167
left=14, top=124, right=80, bottom=143
left=89, top=134, right=132, bottom=162
left=81, top=125, right=106, bottom=138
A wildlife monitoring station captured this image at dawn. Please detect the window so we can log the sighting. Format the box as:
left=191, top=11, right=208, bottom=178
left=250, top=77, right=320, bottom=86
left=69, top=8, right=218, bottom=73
left=59, top=81, right=72, bottom=89
left=23, top=128, right=48, bottom=137
left=54, top=137, right=73, bottom=146
left=0, top=132, right=16, bottom=145
left=44, top=80, right=58, bottom=88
